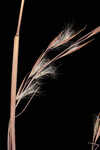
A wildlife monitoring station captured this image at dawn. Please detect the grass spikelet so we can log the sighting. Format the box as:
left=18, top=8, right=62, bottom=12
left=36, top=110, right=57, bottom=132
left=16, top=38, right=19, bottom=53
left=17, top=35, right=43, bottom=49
left=91, top=113, right=100, bottom=150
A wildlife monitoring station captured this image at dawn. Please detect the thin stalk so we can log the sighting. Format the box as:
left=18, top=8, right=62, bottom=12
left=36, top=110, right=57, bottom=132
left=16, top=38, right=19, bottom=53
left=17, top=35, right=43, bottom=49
left=8, top=1, right=25, bottom=150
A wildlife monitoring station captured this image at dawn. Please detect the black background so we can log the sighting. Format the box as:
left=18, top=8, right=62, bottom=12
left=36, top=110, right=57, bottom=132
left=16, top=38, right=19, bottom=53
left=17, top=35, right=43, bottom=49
left=0, top=0, right=100, bottom=150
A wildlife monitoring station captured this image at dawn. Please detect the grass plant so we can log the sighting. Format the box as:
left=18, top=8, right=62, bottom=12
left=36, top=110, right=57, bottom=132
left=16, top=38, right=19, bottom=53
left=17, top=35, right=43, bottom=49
left=8, top=1, right=100, bottom=150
